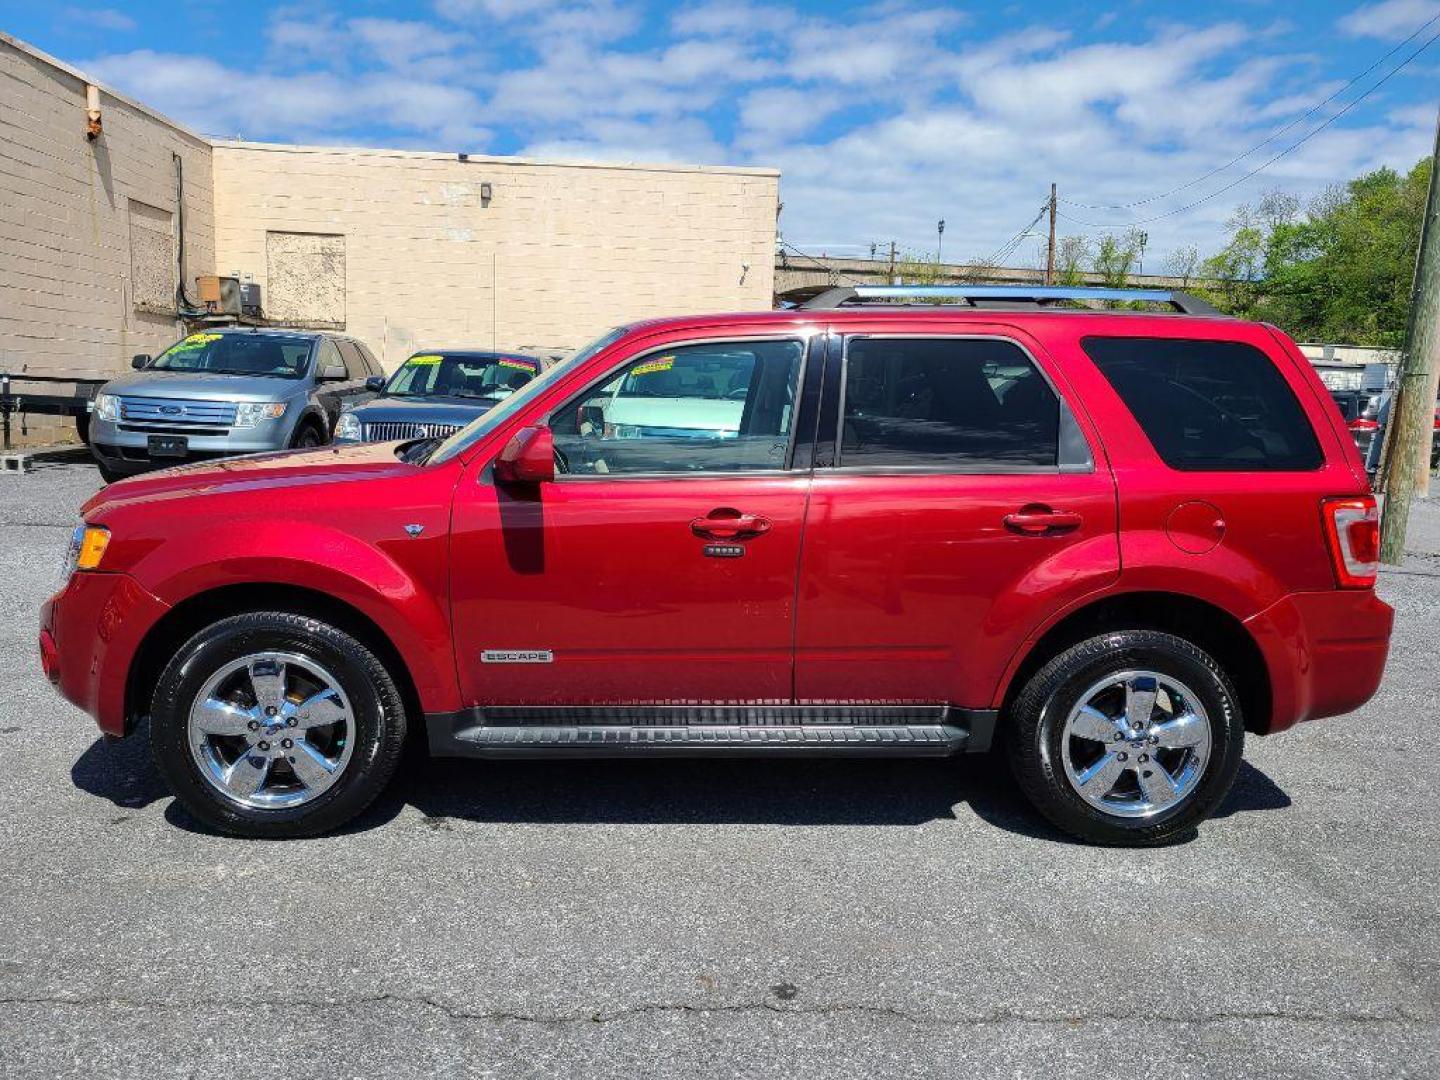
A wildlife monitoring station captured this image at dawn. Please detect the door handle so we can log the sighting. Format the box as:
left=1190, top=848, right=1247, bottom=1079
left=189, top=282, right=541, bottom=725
left=1003, top=506, right=1083, bottom=536
left=690, top=508, right=772, bottom=540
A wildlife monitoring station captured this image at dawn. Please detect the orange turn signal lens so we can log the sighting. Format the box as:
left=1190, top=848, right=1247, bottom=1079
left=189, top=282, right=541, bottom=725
left=76, top=526, right=111, bottom=570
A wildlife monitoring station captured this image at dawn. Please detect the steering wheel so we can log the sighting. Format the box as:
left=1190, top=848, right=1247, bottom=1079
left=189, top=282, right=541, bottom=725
left=553, top=443, right=571, bottom=475
left=727, top=387, right=749, bottom=401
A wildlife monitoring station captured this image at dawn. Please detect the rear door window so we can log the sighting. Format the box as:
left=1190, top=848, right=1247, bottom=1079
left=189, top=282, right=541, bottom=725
left=1082, top=337, right=1322, bottom=471
left=839, top=337, right=1060, bottom=469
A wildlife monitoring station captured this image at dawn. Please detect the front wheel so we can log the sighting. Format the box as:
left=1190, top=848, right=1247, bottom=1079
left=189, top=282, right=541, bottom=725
left=149, top=612, right=407, bottom=838
left=1006, top=630, right=1244, bottom=846
left=291, top=422, right=326, bottom=449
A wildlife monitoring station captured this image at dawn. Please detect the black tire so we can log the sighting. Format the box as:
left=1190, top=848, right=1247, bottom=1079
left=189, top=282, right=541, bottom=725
left=291, top=420, right=327, bottom=449
left=149, top=612, right=407, bottom=838
left=1005, top=630, right=1244, bottom=847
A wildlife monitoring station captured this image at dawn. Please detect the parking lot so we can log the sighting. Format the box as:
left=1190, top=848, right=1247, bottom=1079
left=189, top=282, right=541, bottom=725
left=0, top=454, right=1436, bottom=1078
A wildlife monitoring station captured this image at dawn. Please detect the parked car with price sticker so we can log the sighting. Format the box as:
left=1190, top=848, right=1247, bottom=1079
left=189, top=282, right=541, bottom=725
left=44, top=286, right=1393, bottom=845
left=88, top=327, right=381, bottom=482
left=334, top=350, right=549, bottom=445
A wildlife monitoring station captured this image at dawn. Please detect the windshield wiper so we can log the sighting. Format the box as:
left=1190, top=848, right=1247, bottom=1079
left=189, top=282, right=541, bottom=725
left=397, top=435, right=444, bottom=465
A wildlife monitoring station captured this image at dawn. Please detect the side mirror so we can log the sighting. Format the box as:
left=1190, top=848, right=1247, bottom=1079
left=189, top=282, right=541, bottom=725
left=319, top=363, right=347, bottom=381
left=131, top=354, right=151, bottom=370
left=365, top=375, right=386, bottom=392
left=494, top=425, right=555, bottom=485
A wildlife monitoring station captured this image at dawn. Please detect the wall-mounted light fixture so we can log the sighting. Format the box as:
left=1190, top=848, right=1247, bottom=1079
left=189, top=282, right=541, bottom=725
left=85, top=84, right=102, bottom=140
left=480, top=182, right=493, bottom=206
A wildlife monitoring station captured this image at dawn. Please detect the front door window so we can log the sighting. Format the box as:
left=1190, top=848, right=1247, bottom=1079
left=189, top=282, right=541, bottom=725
left=550, top=339, right=804, bottom=475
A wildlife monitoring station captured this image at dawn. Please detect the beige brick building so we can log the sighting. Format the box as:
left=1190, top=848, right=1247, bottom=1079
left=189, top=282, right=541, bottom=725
left=0, top=32, right=779, bottom=441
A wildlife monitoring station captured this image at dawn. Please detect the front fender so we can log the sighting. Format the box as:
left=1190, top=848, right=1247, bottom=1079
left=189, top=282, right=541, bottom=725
left=123, top=521, right=459, bottom=715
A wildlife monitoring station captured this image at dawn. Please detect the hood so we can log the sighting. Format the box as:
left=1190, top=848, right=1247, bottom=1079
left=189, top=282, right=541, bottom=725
left=348, top=397, right=498, bottom=426
left=100, top=370, right=303, bottom=402
left=82, top=441, right=421, bottom=516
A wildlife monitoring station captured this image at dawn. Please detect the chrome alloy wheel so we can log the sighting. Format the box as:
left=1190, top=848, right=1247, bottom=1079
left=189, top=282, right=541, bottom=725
left=187, top=651, right=356, bottom=810
left=1060, top=670, right=1212, bottom=819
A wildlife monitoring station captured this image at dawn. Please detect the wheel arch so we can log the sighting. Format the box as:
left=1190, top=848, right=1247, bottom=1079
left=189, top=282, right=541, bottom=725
left=125, top=583, right=423, bottom=737
left=291, top=406, right=330, bottom=442
left=996, top=591, right=1272, bottom=736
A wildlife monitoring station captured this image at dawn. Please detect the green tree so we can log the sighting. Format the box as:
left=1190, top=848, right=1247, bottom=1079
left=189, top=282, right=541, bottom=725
left=1092, top=229, right=1146, bottom=287
left=1197, top=161, right=1432, bottom=346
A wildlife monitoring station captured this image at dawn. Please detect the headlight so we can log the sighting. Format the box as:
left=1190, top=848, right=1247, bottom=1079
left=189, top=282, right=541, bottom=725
left=234, top=401, right=288, bottom=428
left=61, top=523, right=110, bottom=580
left=93, top=394, right=119, bottom=421
left=335, top=411, right=362, bottom=440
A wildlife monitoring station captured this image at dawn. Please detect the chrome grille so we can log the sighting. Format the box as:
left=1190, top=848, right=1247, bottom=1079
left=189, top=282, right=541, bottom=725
left=362, top=421, right=463, bottom=441
left=120, top=397, right=238, bottom=426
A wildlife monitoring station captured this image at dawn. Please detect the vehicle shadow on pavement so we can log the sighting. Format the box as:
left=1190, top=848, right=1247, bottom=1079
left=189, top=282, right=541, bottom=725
left=69, top=730, right=1291, bottom=844
left=351, top=752, right=1293, bottom=843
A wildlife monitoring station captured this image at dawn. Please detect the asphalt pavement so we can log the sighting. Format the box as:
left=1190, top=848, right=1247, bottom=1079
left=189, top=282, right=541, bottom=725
left=1, top=453, right=1437, bottom=1078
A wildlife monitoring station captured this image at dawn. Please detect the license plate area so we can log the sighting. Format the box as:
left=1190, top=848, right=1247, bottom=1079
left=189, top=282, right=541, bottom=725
left=147, top=434, right=189, bottom=458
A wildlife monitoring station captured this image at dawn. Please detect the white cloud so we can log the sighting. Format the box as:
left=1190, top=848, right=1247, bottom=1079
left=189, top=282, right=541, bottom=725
left=83, top=49, right=490, bottom=148
left=61, top=6, right=137, bottom=32
left=72, top=4, right=1439, bottom=265
left=1338, top=0, right=1440, bottom=39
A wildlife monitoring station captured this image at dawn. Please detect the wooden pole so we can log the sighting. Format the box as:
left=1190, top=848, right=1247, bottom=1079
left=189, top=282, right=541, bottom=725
left=1378, top=106, right=1440, bottom=562
left=888, top=240, right=897, bottom=285
left=1045, top=183, right=1058, bottom=286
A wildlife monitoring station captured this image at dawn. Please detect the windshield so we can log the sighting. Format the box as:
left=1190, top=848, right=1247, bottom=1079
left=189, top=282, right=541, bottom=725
left=386, top=352, right=541, bottom=399
left=149, top=332, right=313, bottom=378
left=427, top=327, right=628, bottom=465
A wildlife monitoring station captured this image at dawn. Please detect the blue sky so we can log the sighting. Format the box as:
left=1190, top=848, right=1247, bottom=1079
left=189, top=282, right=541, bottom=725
left=4, top=0, right=1438, bottom=270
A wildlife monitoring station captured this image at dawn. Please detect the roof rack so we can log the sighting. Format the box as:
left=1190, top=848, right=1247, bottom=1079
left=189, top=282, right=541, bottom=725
left=785, top=284, right=1224, bottom=316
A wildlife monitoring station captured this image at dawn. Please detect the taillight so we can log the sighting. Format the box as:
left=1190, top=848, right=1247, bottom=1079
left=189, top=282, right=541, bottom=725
left=1348, top=417, right=1379, bottom=431
left=1321, top=497, right=1379, bottom=589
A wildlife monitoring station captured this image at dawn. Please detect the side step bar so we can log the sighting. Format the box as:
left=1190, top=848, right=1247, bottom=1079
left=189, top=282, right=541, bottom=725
left=426, top=707, right=996, bottom=759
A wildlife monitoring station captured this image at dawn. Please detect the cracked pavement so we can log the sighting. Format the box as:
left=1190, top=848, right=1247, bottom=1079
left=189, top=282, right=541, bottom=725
left=1, top=456, right=1437, bottom=1078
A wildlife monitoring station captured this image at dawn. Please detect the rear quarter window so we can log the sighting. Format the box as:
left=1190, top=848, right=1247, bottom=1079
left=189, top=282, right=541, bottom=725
left=1082, top=336, right=1323, bottom=471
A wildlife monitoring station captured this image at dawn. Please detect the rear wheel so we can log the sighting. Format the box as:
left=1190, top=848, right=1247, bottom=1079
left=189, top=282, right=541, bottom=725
left=1006, top=630, right=1244, bottom=846
left=149, top=612, right=406, bottom=838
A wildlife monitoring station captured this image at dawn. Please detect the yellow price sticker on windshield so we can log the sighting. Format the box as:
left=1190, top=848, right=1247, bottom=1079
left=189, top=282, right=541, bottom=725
left=172, top=332, right=222, bottom=351
left=407, top=354, right=442, bottom=366
left=631, top=356, right=675, bottom=376
left=499, top=358, right=538, bottom=372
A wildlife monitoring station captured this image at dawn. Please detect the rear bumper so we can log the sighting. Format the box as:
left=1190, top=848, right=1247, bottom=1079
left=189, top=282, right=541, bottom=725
left=1244, top=589, right=1394, bottom=734
left=41, top=572, right=171, bottom=737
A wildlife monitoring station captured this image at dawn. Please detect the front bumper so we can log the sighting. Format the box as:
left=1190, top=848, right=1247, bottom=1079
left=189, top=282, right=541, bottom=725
left=89, top=416, right=292, bottom=471
left=1244, top=589, right=1394, bottom=734
left=41, top=571, right=171, bottom=737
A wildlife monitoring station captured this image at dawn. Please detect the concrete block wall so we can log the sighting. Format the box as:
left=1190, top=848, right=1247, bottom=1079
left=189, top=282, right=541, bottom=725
left=212, top=143, right=778, bottom=368
left=2, top=30, right=779, bottom=452
left=0, top=34, right=215, bottom=392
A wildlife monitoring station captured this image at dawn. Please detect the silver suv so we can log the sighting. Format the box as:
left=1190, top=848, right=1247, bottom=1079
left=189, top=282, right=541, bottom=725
left=89, top=328, right=382, bottom=482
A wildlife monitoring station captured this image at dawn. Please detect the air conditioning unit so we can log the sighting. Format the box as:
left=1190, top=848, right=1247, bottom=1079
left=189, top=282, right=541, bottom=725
left=239, top=281, right=262, bottom=318
left=196, top=275, right=241, bottom=315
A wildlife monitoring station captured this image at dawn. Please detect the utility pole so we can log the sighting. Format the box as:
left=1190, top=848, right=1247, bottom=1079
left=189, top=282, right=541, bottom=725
left=888, top=240, right=897, bottom=284
left=1379, top=105, right=1440, bottom=562
left=937, top=219, right=946, bottom=263
left=1045, top=183, right=1058, bottom=286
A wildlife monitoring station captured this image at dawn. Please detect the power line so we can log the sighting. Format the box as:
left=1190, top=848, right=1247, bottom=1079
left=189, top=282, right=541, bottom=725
left=982, top=203, right=1049, bottom=267
left=1057, top=25, right=1440, bottom=230
left=1063, top=10, right=1440, bottom=211
left=777, top=239, right=868, bottom=284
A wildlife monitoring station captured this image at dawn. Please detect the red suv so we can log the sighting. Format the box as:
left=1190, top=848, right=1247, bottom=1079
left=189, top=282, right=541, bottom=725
left=40, top=286, right=1394, bottom=845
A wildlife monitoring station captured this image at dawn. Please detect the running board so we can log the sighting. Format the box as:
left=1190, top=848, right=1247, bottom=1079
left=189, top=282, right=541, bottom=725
left=426, top=706, right=995, bottom=759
